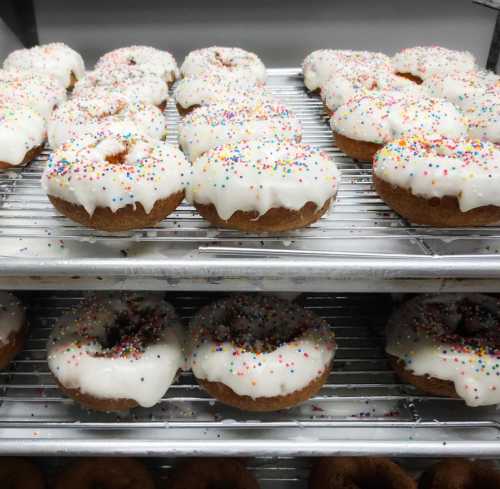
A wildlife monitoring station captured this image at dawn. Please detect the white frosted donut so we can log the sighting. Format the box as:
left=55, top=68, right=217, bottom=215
left=180, top=47, right=266, bottom=85
left=188, top=294, right=336, bottom=399
left=178, top=97, right=302, bottom=161
left=42, top=122, right=190, bottom=216
left=392, top=46, right=476, bottom=81
left=3, top=42, right=85, bottom=89
left=386, top=293, right=500, bottom=407
left=174, top=72, right=268, bottom=111
left=186, top=139, right=339, bottom=220
left=302, top=49, right=392, bottom=92
left=331, top=91, right=468, bottom=144
left=0, top=100, right=45, bottom=168
left=0, top=292, right=25, bottom=346
left=73, top=66, right=169, bottom=108
left=0, top=70, right=66, bottom=119
left=48, top=94, right=167, bottom=148
left=374, top=135, right=500, bottom=212
left=95, top=45, right=179, bottom=84
left=47, top=293, right=184, bottom=408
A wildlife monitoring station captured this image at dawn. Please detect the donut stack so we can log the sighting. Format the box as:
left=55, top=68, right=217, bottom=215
left=176, top=47, right=340, bottom=232
left=303, top=45, right=500, bottom=226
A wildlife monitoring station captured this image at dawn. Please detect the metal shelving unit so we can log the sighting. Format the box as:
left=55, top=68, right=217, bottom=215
left=1, top=69, right=500, bottom=291
left=0, top=291, right=498, bottom=457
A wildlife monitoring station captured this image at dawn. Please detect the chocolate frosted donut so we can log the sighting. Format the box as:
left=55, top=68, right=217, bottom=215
left=53, top=458, right=155, bottom=489
left=418, top=459, right=500, bottom=489
left=309, top=457, right=416, bottom=489
left=167, top=458, right=260, bottom=489
left=0, top=458, right=44, bottom=489
left=188, top=294, right=336, bottom=411
left=386, top=294, right=500, bottom=406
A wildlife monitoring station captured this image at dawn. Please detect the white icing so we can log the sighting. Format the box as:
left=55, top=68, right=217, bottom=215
left=186, top=139, right=339, bottom=220
left=0, top=292, right=24, bottom=345
left=42, top=123, right=191, bottom=215
left=386, top=294, right=500, bottom=407
left=465, top=90, right=500, bottom=144
left=95, top=45, right=179, bottom=83
left=3, top=43, right=85, bottom=89
left=374, top=135, right=500, bottom=212
left=180, top=47, right=266, bottom=85
left=48, top=94, right=167, bottom=148
left=174, top=72, right=268, bottom=110
left=73, top=66, right=169, bottom=107
left=331, top=91, right=468, bottom=144
left=47, top=294, right=184, bottom=408
left=302, top=49, right=392, bottom=92
left=0, top=70, right=66, bottom=119
left=178, top=97, right=302, bottom=161
left=392, top=46, right=476, bottom=80
left=0, top=101, right=46, bottom=166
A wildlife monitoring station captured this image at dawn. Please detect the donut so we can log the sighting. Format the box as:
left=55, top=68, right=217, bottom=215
left=0, top=292, right=26, bottom=370
left=186, top=139, right=339, bottom=232
left=95, top=45, right=179, bottom=85
left=385, top=294, right=500, bottom=406
left=73, top=66, right=169, bottom=110
left=3, top=42, right=85, bottom=90
left=53, top=458, right=155, bottom=489
left=42, top=123, right=190, bottom=231
left=174, top=72, right=268, bottom=116
left=373, top=136, right=500, bottom=227
left=0, top=100, right=45, bottom=169
left=331, top=91, right=468, bottom=162
left=48, top=94, right=167, bottom=148
left=0, top=458, right=44, bottom=489
left=47, top=293, right=184, bottom=412
left=392, top=46, right=476, bottom=84
left=0, top=70, right=66, bottom=119
left=188, top=294, right=336, bottom=411
left=180, top=46, right=266, bottom=85
left=309, top=457, right=416, bottom=489
left=302, top=49, right=392, bottom=92
left=178, top=96, right=302, bottom=161
left=418, top=459, right=500, bottom=489
left=167, top=458, right=260, bottom=489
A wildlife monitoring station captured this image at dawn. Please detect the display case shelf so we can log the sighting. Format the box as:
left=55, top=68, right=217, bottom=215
left=0, top=292, right=498, bottom=457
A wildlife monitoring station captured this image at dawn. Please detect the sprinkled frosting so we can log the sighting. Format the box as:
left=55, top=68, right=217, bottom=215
left=178, top=97, right=302, bottom=161
left=3, top=42, right=85, bottom=89
left=386, top=294, right=500, bottom=407
left=186, top=139, right=339, bottom=220
left=42, top=123, right=190, bottom=215
left=48, top=94, right=167, bottom=148
left=73, top=66, right=169, bottom=107
left=374, top=135, right=500, bottom=212
left=302, top=49, right=392, bottom=92
left=174, top=72, right=268, bottom=110
left=331, top=91, right=468, bottom=144
left=47, top=293, right=184, bottom=407
left=0, top=292, right=24, bottom=346
left=0, top=69, right=66, bottom=119
left=180, top=47, right=266, bottom=85
left=188, top=295, right=336, bottom=398
left=95, top=45, right=179, bottom=84
left=0, top=100, right=45, bottom=166
left=392, top=46, right=476, bottom=80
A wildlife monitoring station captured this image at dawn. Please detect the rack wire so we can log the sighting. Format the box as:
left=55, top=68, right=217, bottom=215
left=0, top=291, right=498, bottom=457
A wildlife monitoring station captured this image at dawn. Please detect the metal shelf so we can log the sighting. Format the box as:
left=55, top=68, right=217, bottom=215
left=0, top=291, right=498, bottom=457
left=2, top=69, right=500, bottom=291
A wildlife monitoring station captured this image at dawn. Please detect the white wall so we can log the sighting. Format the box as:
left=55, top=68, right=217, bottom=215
left=14, top=0, right=499, bottom=71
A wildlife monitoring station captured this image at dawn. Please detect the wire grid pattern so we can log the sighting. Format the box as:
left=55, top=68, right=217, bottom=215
left=1, top=70, right=499, bottom=256
left=0, top=292, right=498, bottom=457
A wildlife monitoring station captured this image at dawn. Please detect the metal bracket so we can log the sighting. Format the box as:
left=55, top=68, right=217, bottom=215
left=0, top=0, right=38, bottom=48
left=474, top=0, right=500, bottom=72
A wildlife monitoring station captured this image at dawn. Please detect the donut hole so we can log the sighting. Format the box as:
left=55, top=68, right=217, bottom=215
left=214, top=51, right=234, bottom=68
left=105, top=150, right=128, bottom=165
left=127, top=57, right=137, bottom=66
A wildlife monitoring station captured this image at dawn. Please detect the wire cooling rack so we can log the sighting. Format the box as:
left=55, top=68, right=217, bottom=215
left=0, top=291, right=498, bottom=457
